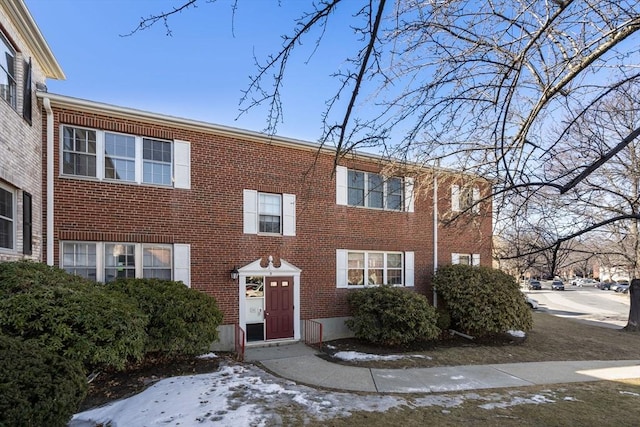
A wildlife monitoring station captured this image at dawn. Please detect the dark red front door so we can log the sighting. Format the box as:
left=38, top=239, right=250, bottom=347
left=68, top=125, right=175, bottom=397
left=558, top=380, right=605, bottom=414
left=265, top=276, right=294, bottom=340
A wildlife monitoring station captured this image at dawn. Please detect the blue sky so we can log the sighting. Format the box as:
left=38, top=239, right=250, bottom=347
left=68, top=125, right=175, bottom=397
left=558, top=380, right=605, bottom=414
left=25, top=0, right=357, bottom=142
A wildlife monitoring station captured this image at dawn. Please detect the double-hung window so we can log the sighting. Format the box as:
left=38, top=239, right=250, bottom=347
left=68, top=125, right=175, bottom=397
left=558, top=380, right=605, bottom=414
left=62, top=242, right=97, bottom=280
left=337, top=166, right=414, bottom=212
left=143, top=138, right=172, bottom=185
left=61, top=242, right=186, bottom=284
left=452, top=253, right=480, bottom=266
left=62, top=127, right=97, bottom=177
left=61, top=126, right=190, bottom=188
left=0, top=185, right=15, bottom=251
left=105, top=133, right=136, bottom=181
left=338, top=250, right=413, bottom=287
left=258, top=193, right=282, bottom=233
left=243, top=189, right=296, bottom=236
left=451, top=185, right=480, bottom=213
left=347, top=170, right=403, bottom=210
left=0, top=32, right=16, bottom=109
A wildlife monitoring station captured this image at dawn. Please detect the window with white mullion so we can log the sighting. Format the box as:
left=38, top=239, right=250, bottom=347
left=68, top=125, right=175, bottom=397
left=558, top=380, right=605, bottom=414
left=143, top=244, right=172, bottom=280
left=62, top=242, right=97, bottom=281
left=143, top=138, right=172, bottom=186
left=62, top=126, right=97, bottom=177
left=0, top=186, right=15, bottom=250
left=258, top=193, right=282, bottom=233
left=104, top=132, right=136, bottom=182
left=0, top=32, right=16, bottom=109
left=104, top=243, right=136, bottom=282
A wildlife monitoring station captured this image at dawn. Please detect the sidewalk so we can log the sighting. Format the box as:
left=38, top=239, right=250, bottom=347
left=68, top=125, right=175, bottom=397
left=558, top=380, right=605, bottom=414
left=245, top=343, right=640, bottom=393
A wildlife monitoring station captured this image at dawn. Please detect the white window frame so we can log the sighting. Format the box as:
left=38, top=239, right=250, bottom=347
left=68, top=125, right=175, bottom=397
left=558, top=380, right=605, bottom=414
left=336, top=249, right=414, bottom=288
left=60, top=242, right=189, bottom=285
left=336, top=166, right=414, bottom=212
left=0, top=31, right=16, bottom=110
left=61, top=242, right=98, bottom=281
left=60, top=125, right=190, bottom=189
left=452, top=253, right=480, bottom=266
left=0, top=183, right=16, bottom=251
left=243, top=189, right=296, bottom=236
left=451, top=184, right=480, bottom=213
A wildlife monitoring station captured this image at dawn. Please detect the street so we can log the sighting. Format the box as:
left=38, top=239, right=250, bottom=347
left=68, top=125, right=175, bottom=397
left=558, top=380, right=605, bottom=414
left=524, top=282, right=630, bottom=328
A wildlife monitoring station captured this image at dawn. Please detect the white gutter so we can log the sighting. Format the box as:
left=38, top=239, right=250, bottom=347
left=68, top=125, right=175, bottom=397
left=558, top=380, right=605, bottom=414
left=43, top=97, right=54, bottom=265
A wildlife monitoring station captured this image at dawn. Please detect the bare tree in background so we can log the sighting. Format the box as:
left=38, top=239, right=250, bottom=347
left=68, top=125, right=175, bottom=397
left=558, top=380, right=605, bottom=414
left=133, top=1, right=640, bottom=329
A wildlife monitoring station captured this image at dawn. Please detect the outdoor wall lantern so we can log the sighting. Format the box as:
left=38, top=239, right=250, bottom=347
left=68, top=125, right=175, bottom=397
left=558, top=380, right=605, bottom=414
left=230, top=266, right=239, bottom=281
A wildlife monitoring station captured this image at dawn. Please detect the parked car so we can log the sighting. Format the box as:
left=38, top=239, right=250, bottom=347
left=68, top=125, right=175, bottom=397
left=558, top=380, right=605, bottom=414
left=597, top=282, right=611, bottom=290
left=528, top=280, right=542, bottom=290
left=615, top=283, right=630, bottom=293
left=611, top=281, right=629, bottom=292
left=570, top=277, right=583, bottom=286
left=551, top=280, right=565, bottom=291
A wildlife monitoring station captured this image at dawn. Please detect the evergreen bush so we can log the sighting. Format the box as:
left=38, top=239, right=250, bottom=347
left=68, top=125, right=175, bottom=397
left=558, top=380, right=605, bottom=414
left=109, top=278, right=223, bottom=356
left=345, top=285, right=440, bottom=346
left=433, top=264, right=533, bottom=337
left=0, top=335, right=87, bottom=427
left=0, top=261, right=148, bottom=370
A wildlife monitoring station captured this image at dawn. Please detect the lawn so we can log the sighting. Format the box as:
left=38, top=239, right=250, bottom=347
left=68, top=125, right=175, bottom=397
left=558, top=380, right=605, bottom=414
left=80, top=312, right=640, bottom=426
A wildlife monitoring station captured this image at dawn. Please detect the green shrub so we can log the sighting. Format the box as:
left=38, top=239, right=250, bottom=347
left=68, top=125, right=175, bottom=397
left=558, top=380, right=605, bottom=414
left=0, top=335, right=87, bottom=427
left=108, top=278, right=223, bottom=356
left=345, top=285, right=441, bottom=346
left=0, top=261, right=148, bottom=370
left=433, top=264, right=533, bottom=337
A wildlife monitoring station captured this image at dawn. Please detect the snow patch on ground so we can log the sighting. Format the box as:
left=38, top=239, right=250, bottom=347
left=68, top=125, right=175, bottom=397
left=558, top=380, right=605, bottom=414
left=70, top=363, right=560, bottom=426
left=333, top=351, right=432, bottom=361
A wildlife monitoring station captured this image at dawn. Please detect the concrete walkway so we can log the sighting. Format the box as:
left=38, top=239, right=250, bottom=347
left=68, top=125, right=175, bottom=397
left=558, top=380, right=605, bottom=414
left=245, top=343, right=640, bottom=394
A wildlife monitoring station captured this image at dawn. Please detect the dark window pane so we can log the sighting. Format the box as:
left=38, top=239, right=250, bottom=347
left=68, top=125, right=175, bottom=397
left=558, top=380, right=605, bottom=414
left=23, top=192, right=32, bottom=255
left=348, top=171, right=365, bottom=206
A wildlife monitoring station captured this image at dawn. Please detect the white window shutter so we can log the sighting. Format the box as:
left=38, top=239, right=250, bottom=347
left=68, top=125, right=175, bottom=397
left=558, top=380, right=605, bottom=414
left=336, top=249, right=348, bottom=288
left=404, top=251, right=414, bottom=287
left=243, top=189, right=258, bottom=234
left=282, top=193, right=296, bottom=236
left=451, top=185, right=460, bottom=212
left=173, top=244, right=191, bottom=287
left=452, top=253, right=460, bottom=264
left=472, top=254, right=480, bottom=266
left=472, top=187, right=480, bottom=213
left=174, top=140, right=191, bottom=189
left=336, top=166, right=348, bottom=205
left=404, top=177, right=415, bottom=213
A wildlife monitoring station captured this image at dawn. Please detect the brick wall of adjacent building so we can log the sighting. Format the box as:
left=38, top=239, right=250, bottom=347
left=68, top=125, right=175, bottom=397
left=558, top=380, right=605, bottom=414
left=42, top=104, right=492, bottom=325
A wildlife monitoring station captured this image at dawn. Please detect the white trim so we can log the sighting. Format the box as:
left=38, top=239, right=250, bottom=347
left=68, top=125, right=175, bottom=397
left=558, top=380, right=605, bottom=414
left=173, top=140, right=191, bottom=189
left=472, top=253, right=481, bottom=266
left=0, top=183, right=16, bottom=252
left=336, top=165, right=347, bottom=205
left=173, top=243, right=191, bottom=287
left=243, top=189, right=258, bottom=234
left=472, top=187, right=480, bottom=213
left=282, top=193, right=296, bottom=236
left=404, top=177, right=415, bottom=213
left=336, top=249, right=348, bottom=288
left=451, top=185, right=460, bottom=212
left=237, top=258, right=302, bottom=344
left=451, top=253, right=460, bottom=264
left=404, top=251, right=415, bottom=287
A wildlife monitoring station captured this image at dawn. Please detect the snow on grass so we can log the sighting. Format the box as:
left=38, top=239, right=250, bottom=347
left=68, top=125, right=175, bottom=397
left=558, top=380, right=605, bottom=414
left=333, top=351, right=432, bottom=361
left=70, top=363, right=562, bottom=426
left=507, top=330, right=526, bottom=338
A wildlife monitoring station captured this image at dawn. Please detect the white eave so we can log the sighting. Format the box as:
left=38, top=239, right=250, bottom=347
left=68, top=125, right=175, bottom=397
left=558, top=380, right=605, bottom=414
left=36, top=91, right=380, bottom=159
left=4, top=0, right=65, bottom=79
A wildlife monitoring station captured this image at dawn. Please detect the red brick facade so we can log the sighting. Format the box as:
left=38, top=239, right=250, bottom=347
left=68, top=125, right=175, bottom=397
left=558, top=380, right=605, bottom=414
left=40, top=94, right=492, bottom=338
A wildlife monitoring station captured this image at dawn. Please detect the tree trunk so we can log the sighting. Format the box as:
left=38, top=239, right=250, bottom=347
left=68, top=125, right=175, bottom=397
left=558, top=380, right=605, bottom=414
left=624, top=278, right=640, bottom=332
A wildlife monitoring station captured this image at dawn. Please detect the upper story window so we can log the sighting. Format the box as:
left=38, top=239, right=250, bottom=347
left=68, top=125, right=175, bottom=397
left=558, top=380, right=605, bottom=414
left=243, top=189, right=296, bottom=236
left=336, top=166, right=414, bottom=212
left=258, top=193, right=282, bottom=233
left=451, top=184, right=480, bottom=213
left=0, top=32, right=16, bottom=110
left=60, top=126, right=191, bottom=189
left=347, top=170, right=404, bottom=210
left=337, top=249, right=414, bottom=287
left=0, top=185, right=15, bottom=251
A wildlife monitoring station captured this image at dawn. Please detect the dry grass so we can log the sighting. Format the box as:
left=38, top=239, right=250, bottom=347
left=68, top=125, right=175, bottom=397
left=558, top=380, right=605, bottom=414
left=323, top=311, right=640, bottom=368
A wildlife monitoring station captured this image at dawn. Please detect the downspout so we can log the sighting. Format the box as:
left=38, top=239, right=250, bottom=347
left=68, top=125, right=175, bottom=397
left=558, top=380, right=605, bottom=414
left=43, top=97, right=54, bottom=266
left=433, top=168, right=438, bottom=308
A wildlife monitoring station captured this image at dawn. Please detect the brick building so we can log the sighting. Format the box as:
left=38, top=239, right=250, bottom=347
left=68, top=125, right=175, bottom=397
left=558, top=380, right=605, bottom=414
left=0, top=0, right=64, bottom=263
left=38, top=92, right=492, bottom=350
